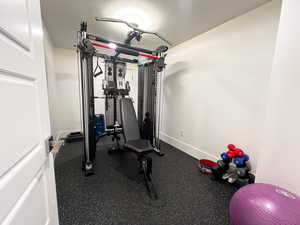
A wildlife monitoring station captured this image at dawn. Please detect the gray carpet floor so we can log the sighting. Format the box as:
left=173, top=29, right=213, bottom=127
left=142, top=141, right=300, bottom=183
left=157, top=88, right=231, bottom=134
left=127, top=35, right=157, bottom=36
left=55, top=139, right=236, bottom=225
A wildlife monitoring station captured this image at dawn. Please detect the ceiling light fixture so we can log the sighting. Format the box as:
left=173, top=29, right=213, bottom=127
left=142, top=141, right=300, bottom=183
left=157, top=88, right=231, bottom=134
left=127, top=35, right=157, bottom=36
left=102, top=1, right=162, bottom=36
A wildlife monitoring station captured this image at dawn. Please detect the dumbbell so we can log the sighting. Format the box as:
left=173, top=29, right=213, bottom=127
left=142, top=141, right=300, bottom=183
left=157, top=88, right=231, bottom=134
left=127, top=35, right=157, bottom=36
left=227, top=148, right=244, bottom=158
left=223, top=163, right=238, bottom=183
left=221, top=152, right=229, bottom=160
left=227, top=151, right=236, bottom=159
left=236, top=167, right=248, bottom=177
left=212, top=160, right=228, bottom=180
left=235, top=148, right=244, bottom=157
left=233, top=154, right=249, bottom=166
left=245, top=161, right=252, bottom=171
left=227, top=144, right=236, bottom=151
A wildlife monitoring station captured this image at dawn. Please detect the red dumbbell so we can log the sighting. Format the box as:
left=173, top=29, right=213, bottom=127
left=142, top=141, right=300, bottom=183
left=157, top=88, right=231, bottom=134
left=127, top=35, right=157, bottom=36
left=227, top=150, right=236, bottom=159
left=235, top=148, right=244, bottom=157
left=227, top=144, right=236, bottom=151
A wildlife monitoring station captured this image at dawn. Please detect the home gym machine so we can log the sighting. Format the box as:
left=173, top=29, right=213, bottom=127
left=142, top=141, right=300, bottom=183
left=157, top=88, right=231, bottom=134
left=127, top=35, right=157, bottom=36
left=77, top=18, right=170, bottom=198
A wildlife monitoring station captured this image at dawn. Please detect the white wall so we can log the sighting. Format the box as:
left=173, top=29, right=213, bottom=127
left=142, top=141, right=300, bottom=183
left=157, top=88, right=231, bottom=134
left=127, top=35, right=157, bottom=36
left=53, top=48, right=139, bottom=136
left=160, top=0, right=282, bottom=173
left=43, top=23, right=58, bottom=137
left=256, top=0, right=300, bottom=195
left=54, top=48, right=81, bottom=135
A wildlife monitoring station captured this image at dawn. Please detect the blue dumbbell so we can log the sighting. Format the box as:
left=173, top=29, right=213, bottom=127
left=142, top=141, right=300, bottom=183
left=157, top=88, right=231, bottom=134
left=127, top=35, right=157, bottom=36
left=221, top=152, right=228, bottom=161
left=233, top=154, right=249, bottom=166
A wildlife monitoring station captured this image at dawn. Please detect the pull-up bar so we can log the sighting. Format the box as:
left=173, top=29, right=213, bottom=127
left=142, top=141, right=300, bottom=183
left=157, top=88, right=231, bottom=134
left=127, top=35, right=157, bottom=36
left=90, top=41, right=160, bottom=60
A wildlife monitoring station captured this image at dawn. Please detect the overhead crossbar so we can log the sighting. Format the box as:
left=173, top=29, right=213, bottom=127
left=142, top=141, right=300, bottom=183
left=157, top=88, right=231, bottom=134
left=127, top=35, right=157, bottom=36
left=87, top=34, right=154, bottom=55
left=91, top=41, right=160, bottom=60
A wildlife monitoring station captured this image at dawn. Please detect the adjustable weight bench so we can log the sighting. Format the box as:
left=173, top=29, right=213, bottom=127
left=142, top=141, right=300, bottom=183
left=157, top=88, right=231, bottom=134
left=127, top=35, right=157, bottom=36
left=120, top=98, right=158, bottom=199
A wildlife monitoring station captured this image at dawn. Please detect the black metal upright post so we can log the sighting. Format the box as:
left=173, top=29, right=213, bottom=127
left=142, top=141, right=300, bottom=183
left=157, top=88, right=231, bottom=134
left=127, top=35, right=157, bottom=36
left=138, top=65, right=145, bottom=129
left=112, top=58, right=121, bottom=149
left=113, top=59, right=117, bottom=126
left=80, top=39, right=96, bottom=176
left=137, top=63, right=164, bottom=156
left=86, top=54, right=96, bottom=161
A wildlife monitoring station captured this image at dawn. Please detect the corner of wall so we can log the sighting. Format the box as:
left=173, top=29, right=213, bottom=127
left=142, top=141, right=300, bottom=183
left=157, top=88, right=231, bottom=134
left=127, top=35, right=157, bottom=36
left=160, top=132, right=219, bottom=161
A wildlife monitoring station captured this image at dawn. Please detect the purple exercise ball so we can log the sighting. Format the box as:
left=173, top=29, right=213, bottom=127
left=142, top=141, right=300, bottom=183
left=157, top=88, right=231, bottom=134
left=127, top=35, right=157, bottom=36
left=230, top=183, right=300, bottom=225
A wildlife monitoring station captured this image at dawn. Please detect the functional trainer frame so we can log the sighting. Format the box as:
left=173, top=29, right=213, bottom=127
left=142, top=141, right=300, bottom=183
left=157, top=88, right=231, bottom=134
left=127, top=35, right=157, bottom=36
left=77, top=20, right=169, bottom=197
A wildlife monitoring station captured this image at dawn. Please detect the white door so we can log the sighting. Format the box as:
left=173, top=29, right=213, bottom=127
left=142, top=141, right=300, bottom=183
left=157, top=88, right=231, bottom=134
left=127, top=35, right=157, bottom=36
left=0, top=0, right=59, bottom=224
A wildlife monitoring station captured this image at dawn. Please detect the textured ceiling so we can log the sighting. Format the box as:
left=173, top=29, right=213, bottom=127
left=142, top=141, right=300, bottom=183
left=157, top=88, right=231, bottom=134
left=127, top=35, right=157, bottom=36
left=41, top=0, right=270, bottom=50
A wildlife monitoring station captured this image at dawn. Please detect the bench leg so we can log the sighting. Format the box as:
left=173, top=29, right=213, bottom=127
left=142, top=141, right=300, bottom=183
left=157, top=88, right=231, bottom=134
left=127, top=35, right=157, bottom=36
left=140, top=156, right=158, bottom=199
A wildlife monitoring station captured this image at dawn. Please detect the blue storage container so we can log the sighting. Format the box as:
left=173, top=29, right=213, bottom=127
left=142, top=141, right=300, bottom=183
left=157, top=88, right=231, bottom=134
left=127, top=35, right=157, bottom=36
left=95, top=114, right=105, bottom=135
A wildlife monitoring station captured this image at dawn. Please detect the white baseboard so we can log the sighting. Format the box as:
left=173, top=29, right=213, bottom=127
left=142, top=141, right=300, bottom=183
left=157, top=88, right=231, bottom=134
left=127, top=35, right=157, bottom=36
left=55, top=128, right=80, bottom=141
left=160, top=132, right=218, bottom=161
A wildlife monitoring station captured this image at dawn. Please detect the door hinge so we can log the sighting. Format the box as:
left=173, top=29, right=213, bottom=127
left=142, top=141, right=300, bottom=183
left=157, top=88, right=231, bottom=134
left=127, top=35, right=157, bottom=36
left=45, top=136, right=64, bottom=154
left=45, top=136, right=54, bottom=153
